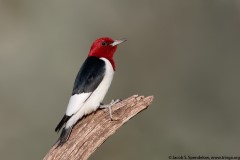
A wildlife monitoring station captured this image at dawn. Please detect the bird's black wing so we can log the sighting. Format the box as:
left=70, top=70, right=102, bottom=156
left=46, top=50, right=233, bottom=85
left=72, top=56, right=106, bottom=95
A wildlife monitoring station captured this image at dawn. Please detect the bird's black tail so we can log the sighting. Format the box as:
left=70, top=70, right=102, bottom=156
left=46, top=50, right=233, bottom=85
left=55, top=114, right=71, bottom=133
left=55, top=115, right=72, bottom=147
left=56, top=126, right=73, bottom=147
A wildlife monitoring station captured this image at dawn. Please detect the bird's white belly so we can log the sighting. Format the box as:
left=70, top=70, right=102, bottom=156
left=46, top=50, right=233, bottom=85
left=65, top=58, right=114, bottom=128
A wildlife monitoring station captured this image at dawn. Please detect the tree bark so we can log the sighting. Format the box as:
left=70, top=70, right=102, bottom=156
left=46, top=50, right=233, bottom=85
left=43, top=95, right=154, bottom=160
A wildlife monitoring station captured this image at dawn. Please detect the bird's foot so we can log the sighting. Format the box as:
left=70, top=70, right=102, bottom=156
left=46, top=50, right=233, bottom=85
left=100, top=99, right=121, bottom=120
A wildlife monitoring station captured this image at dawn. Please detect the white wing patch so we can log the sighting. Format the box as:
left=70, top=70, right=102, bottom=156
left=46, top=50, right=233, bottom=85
left=65, top=92, right=91, bottom=116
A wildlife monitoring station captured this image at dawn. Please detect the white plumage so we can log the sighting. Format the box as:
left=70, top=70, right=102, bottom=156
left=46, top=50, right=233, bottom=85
left=65, top=93, right=91, bottom=116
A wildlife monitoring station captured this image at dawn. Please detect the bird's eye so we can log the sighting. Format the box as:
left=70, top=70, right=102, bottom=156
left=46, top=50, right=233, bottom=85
left=101, top=42, right=107, bottom=46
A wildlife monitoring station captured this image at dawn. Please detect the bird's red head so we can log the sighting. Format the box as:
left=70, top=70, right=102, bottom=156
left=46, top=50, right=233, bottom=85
left=88, top=37, right=126, bottom=70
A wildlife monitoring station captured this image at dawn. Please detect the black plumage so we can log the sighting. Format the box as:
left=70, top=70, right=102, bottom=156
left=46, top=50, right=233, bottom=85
left=55, top=114, right=71, bottom=132
left=72, top=56, right=105, bottom=95
left=57, top=126, right=73, bottom=147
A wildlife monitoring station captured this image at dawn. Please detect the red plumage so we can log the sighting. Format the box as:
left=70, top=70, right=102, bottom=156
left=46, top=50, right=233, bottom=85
left=88, top=37, right=118, bottom=70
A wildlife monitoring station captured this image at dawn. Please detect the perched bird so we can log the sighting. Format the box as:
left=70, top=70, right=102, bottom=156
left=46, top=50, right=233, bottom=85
left=55, top=37, right=126, bottom=146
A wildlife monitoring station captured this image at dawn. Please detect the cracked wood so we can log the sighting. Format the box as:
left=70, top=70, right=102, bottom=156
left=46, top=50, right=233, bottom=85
left=44, top=95, right=154, bottom=160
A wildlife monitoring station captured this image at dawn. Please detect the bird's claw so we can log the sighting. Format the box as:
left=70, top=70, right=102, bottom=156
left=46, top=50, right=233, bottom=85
left=110, top=99, right=121, bottom=105
left=100, top=99, right=121, bottom=120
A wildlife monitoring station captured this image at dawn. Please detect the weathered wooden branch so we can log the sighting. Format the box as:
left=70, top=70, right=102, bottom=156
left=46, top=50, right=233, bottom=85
left=44, top=95, right=154, bottom=160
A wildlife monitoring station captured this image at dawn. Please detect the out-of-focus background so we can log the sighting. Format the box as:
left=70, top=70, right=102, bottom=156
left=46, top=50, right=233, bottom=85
left=1, top=0, right=240, bottom=159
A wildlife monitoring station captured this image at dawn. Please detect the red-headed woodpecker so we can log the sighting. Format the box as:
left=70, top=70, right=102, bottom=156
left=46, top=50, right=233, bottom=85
left=55, top=37, right=126, bottom=146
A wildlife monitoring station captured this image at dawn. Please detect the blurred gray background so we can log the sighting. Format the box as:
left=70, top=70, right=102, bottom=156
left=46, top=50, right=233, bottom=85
left=0, top=0, right=240, bottom=160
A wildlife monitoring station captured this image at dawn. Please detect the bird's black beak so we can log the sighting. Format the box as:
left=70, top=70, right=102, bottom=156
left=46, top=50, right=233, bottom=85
left=110, top=38, right=127, bottom=46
